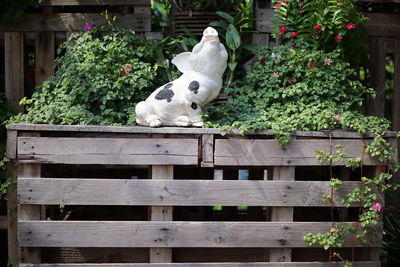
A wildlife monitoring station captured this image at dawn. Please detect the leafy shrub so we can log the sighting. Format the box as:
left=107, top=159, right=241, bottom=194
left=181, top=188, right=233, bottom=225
left=204, top=42, right=390, bottom=146
left=11, top=23, right=163, bottom=125
left=272, top=0, right=368, bottom=68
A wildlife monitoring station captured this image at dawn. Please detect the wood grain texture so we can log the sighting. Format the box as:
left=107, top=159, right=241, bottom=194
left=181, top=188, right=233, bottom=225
left=255, top=8, right=274, bottom=33
left=41, top=0, right=150, bottom=5
left=4, top=32, right=24, bottom=112
left=270, top=167, right=295, bottom=262
left=18, top=262, right=381, bottom=267
left=18, top=221, right=381, bottom=248
left=367, top=37, right=387, bottom=118
left=214, top=139, right=380, bottom=166
left=7, top=123, right=397, bottom=138
left=17, top=137, right=198, bottom=165
left=6, top=130, right=17, bottom=159
left=35, top=32, right=55, bottom=86
left=17, top=178, right=373, bottom=207
left=393, top=38, right=400, bottom=131
left=0, top=13, right=150, bottom=32
left=365, top=13, right=400, bottom=37
left=0, top=216, right=7, bottom=230
left=7, top=161, right=19, bottom=265
left=150, top=165, right=173, bottom=263
left=201, top=134, right=214, bottom=164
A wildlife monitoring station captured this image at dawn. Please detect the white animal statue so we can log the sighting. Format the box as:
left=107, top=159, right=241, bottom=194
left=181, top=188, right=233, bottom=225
left=135, top=27, right=228, bottom=127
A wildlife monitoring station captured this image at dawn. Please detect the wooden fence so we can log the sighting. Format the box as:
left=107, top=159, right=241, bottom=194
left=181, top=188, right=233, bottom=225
left=6, top=123, right=397, bottom=266
left=1, top=0, right=151, bottom=112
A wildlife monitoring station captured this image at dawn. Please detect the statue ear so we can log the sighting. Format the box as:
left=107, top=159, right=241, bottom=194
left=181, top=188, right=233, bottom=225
left=171, top=52, right=192, bottom=73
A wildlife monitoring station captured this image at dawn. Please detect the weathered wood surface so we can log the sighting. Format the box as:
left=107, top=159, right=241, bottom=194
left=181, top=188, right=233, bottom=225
left=150, top=165, right=173, bottom=263
left=215, top=139, right=381, bottom=166
left=7, top=123, right=397, bottom=138
left=201, top=134, right=214, bottom=165
left=35, top=31, right=55, bottom=86
left=41, top=0, right=150, bottom=5
left=18, top=178, right=371, bottom=207
left=270, top=167, right=294, bottom=262
left=19, top=134, right=42, bottom=264
left=0, top=216, right=7, bottom=230
left=255, top=8, right=274, bottom=33
left=6, top=130, right=17, bottom=159
left=18, top=221, right=381, bottom=248
left=393, top=38, right=400, bottom=131
left=0, top=13, right=150, bottom=32
left=17, top=137, right=198, bottom=165
left=18, top=262, right=381, bottom=267
left=4, top=32, right=24, bottom=112
left=365, top=13, right=400, bottom=37
left=7, top=162, right=19, bottom=264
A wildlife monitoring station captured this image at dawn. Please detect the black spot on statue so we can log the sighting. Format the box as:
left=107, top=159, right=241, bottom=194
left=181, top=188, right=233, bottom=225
left=191, top=102, right=198, bottom=110
left=155, top=83, right=174, bottom=102
left=188, top=81, right=199, bottom=94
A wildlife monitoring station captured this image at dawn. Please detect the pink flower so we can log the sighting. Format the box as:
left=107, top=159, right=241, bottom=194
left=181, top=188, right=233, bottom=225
left=289, top=46, right=295, bottom=50
left=84, top=23, right=94, bottom=31
left=346, top=22, right=356, bottom=30
left=260, top=57, right=266, bottom=65
left=334, top=35, right=342, bottom=42
left=290, top=32, right=298, bottom=38
left=282, top=0, right=289, bottom=4
left=119, top=70, right=126, bottom=76
left=315, top=24, right=322, bottom=31
left=372, top=202, right=382, bottom=212
left=280, top=25, right=287, bottom=33
left=274, top=2, right=282, bottom=8
left=123, top=64, right=132, bottom=73
left=278, top=32, right=284, bottom=37
left=333, top=115, right=341, bottom=120
left=324, top=58, right=332, bottom=65
left=273, top=72, right=280, bottom=78
left=307, top=61, right=315, bottom=68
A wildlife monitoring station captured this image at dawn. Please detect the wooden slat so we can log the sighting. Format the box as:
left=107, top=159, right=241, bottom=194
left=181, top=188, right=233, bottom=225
left=393, top=38, right=400, bottom=131
left=150, top=165, right=173, bottom=263
left=0, top=13, right=150, bottom=32
left=7, top=161, right=19, bottom=265
left=270, top=166, right=295, bottom=262
left=17, top=137, right=198, bottom=165
left=41, top=0, right=150, bottom=5
left=201, top=134, right=214, bottom=167
left=4, top=32, right=24, bottom=112
left=256, top=8, right=274, bottom=33
left=214, top=139, right=381, bottom=166
left=17, top=178, right=374, bottom=207
left=365, top=13, right=400, bottom=37
left=6, top=130, right=17, bottom=159
left=7, top=123, right=398, bottom=138
left=19, top=133, right=42, bottom=263
left=35, top=31, right=55, bottom=86
left=367, top=37, right=387, bottom=118
left=18, top=221, right=381, bottom=248
left=18, top=261, right=382, bottom=267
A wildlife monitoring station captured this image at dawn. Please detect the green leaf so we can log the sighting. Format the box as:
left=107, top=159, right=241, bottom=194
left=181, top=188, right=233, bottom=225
left=216, top=11, right=234, bottom=24
left=209, top=21, right=228, bottom=30
left=228, top=62, right=237, bottom=71
left=226, top=24, right=241, bottom=50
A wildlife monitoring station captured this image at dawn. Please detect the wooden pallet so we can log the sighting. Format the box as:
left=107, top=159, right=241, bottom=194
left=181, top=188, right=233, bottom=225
left=6, top=123, right=396, bottom=266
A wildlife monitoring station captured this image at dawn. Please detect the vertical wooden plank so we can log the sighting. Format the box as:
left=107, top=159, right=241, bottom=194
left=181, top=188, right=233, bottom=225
left=392, top=38, right=400, bottom=131
left=4, top=32, right=24, bottom=112
left=338, top=167, right=350, bottom=221
left=7, top=161, right=19, bottom=266
left=19, top=132, right=42, bottom=264
left=368, top=37, right=387, bottom=118
left=269, top=166, right=295, bottom=262
left=201, top=134, right=214, bottom=167
left=150, top=165, right=173, bottom=263
left=35, top=32, right=54, bottom=86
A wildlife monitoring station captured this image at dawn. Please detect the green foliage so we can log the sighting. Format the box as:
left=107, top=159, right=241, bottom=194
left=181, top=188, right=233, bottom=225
left=304, top=223, right=356, bottom=250
left=10, top=23, right=163, bottom=126
left=210, top=1, right=255, bottom=89
left=382, top=207, right=400, bottom=267
left=271, top=0, right=369, bottom=68
left=171, top=0, right=250, bottom=12
left=204, top=42, right=387, bottom=148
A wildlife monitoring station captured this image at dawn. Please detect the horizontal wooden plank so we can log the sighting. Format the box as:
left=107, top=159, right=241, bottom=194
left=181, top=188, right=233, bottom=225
left=19, top=221, right=381, bottom=248
left=7, top=123, right=397, bottom=138
left=19, top=261, right=381, bottom=267
left=18, top=137, right=198, bottom=165
left=365, top=13, right=400, bottom=37
left=41, top=0, right=150, bottom=5
left=18, top=178, right=373, bottom=207
left=215, top=139, right=381, bottom=166
left=0, top=13, right=150, bottom=32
